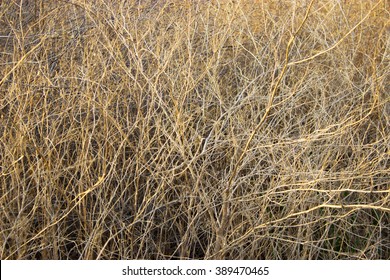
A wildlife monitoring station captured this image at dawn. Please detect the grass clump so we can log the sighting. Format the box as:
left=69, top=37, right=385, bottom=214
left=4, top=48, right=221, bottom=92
left=0, top=0, right=389, bottom=259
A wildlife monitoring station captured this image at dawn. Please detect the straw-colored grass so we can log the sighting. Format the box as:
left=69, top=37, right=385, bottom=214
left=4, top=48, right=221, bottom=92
left=0, top=0, right=389, bottom=259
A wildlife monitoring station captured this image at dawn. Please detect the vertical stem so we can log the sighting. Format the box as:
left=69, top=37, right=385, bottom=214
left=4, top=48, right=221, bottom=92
left=213, top=0, right=316, bottom=259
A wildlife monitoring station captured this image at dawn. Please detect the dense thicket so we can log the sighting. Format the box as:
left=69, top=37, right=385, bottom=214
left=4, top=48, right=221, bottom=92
left=0, top=0, right=389, bottom=259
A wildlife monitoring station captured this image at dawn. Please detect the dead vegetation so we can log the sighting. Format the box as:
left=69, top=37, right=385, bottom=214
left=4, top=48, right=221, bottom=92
left=0, top=0, right=389, bottom=259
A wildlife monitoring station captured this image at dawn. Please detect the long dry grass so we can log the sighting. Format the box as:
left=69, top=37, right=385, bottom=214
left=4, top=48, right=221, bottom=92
left=0, top=0, right=389, bottom=259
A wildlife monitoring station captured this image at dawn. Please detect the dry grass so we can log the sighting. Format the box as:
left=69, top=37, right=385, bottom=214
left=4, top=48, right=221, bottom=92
left=0, top=0, right=389, bottom=259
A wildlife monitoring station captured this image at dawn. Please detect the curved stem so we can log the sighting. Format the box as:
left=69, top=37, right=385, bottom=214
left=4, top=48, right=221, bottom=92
left=213, top=0, right=316, bottom=259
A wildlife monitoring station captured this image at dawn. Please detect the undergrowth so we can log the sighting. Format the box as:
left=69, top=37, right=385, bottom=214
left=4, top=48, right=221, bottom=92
left=0, top=0, right=389, bottom=259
